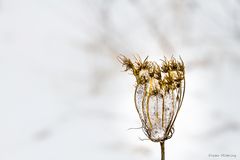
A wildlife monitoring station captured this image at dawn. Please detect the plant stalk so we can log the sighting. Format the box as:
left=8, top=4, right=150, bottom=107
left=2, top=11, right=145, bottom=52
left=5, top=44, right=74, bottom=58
left=160, top=141, right=165, bottom=160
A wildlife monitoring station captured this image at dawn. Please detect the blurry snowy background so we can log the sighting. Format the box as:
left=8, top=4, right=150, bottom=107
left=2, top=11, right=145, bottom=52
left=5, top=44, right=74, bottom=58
left=0, top=0, right=240, bottom=160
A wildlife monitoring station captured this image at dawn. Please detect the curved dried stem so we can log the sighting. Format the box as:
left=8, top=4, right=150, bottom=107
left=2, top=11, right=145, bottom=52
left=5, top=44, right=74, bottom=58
left=165, top=76, right=185, bottom=137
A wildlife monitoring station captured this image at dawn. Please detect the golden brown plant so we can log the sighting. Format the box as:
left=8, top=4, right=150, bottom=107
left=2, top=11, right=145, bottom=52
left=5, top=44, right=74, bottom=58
left=118, top=55, right=185, bottom=160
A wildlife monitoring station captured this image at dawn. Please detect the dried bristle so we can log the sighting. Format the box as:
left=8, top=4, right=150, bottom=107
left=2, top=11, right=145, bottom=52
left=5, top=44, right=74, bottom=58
left=117, top=55, right=134, bottom=71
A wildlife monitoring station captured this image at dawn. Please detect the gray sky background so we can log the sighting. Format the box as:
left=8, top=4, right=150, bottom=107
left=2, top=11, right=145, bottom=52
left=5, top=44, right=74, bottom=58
left=0, top=0, right=240, bottom=160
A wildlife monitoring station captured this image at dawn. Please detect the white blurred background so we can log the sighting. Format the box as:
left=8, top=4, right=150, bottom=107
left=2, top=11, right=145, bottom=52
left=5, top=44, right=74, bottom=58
left=0, top=0, right=240, bottom=160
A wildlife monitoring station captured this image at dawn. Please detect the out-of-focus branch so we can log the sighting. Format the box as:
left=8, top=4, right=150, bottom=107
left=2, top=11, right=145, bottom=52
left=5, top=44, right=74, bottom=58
left=130, top=0, right=175, bottom=55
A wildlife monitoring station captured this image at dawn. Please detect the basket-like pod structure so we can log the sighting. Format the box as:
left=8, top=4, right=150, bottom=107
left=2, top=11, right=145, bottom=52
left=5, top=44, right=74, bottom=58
left=118, top=55, right=185, bottom=142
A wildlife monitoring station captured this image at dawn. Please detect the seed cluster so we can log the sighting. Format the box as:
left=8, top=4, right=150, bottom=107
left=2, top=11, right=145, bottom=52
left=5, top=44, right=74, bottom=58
left=118, top=55, right=185, bottom=94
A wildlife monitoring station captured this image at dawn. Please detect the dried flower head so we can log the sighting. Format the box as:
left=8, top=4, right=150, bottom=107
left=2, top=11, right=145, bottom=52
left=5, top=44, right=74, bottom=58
left=118, top=55, right=185, bottom=143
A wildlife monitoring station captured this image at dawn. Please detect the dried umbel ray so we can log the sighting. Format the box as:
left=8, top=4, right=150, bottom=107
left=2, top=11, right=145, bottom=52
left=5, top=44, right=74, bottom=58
left=118, top=55, right=185, bottom=160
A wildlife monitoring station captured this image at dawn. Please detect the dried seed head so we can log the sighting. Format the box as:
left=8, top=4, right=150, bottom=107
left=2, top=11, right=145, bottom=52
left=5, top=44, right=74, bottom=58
left=118, top=55, right=185, bottom=142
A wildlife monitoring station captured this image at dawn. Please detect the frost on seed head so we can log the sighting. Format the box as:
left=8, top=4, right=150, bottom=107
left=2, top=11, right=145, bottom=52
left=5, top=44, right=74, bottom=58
left=118, top=55, right=185, bottom=142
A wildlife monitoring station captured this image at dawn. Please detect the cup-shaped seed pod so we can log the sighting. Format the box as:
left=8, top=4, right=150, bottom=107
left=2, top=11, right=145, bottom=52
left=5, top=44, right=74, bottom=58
left=135, top=76, right=185, bottom=142
left=118, top=55, right=185, bottom=143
